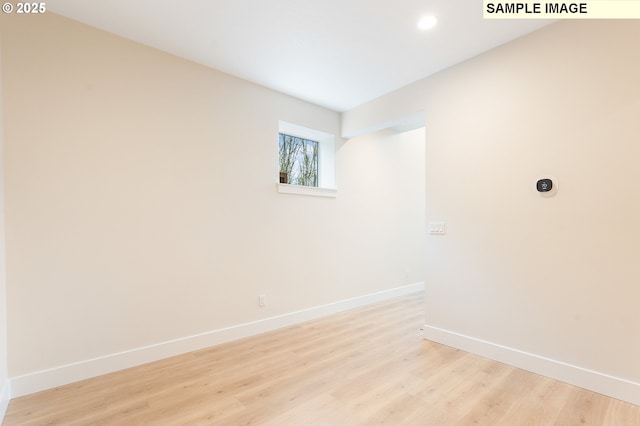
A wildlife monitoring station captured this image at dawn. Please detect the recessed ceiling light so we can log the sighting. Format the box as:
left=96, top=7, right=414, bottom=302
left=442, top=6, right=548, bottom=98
left=417, top=15, right=438, bottom=31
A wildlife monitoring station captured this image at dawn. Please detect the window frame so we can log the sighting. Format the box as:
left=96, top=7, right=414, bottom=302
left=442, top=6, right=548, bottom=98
left=277, top=121, right=336, bottom=198
left=278, top=133, right=320, bottom=187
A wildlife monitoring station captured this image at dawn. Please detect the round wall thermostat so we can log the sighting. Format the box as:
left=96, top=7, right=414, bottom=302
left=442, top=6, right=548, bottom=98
left=533, top=175, right=558, bottom=197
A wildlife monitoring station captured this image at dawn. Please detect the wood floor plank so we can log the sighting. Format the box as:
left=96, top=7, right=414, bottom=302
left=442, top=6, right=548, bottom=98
left=4, top=292, right=639, bottom=425
left=604, top=398, right=640, bottom=425
left=555, top=386, right=614, bottom=426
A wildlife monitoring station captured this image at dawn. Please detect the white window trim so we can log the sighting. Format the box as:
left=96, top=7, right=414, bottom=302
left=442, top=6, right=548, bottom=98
left=277, top=183, right=337, bottom=198
left=278, top=121, right=336, bottom=196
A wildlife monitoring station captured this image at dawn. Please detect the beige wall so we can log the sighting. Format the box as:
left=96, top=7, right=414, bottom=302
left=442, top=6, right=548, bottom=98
left=0, top=12, right=425, bottom=383
left=344, top=20, right=640, bottom=403
left=0, top=29, right=9, bottom=409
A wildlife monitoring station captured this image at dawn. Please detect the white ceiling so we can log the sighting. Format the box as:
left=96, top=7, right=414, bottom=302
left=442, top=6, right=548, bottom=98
left=46, top=0, right=553, bottom=112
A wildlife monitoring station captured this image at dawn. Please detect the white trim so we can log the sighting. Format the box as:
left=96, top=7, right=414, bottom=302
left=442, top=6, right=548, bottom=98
left=277, top=183, right=337, bottom=198
left=279, top=121, right=332, bottom=143
left=422, top=324, right=640, bottom=406
left=10, top=283, right=424, bottom=398
left=0, top=379, right=10, bottom=422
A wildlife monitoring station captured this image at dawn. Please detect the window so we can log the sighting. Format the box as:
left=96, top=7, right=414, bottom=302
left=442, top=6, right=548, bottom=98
left=279, top=133, right=319, bottom=187
left=277, top=121, right=336, bottom=197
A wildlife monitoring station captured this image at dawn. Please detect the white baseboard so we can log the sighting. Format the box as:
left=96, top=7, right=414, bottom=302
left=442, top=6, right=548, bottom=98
left=10, top=282, right=424, bottom=398
left=423, top=324, right=640, bottom=406
left=0, top=379, right=10, bottom=423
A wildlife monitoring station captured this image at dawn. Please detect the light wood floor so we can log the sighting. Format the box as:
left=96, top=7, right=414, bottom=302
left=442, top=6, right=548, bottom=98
left=5, top=292, right=639, bottom=425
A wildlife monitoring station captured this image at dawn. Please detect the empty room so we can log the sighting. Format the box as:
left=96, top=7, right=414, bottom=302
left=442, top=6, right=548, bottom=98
left=0, top=1, right=639, bottom=424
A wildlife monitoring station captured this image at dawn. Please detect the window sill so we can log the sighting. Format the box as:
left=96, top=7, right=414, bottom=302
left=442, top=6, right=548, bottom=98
left=277, top=183, right=337, bottom=198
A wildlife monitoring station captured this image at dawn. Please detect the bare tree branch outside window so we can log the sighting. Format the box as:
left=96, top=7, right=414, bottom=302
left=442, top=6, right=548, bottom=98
left=279, top=133, right=319, bottom=187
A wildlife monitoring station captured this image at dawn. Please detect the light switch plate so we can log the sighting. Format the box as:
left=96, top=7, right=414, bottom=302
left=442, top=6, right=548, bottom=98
left=428, top=222, right=446, bottom=235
